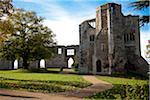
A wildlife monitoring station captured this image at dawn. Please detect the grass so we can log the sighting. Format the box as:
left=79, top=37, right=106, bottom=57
left=88, top=74, right=149, bottom=99
left=0, top=69, right=92, bottom=93
left=0, top=69, right=81, bottom=81
left=97, top=75, right=148, bottom=85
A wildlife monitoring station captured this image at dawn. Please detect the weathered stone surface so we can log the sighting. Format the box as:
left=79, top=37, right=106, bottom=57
left=46, top=45, right=79, bottom=68
left=0, top=60, right=12, bottom=69
left=79, top=3, right=148, bottom=76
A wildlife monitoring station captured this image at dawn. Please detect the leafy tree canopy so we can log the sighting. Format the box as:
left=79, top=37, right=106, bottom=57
left=130, top=0, right=150, bottom=26
left=0, top=9, right=56, bottom=69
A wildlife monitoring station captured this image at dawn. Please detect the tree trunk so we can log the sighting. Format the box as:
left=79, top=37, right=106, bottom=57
left=23, top=58, right=28, bottom=69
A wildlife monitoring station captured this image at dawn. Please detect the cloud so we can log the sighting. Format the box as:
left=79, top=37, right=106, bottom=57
left=21, top=0, right=35, bottom=2
left=40, top=1, right=96, bottom=46
left=13, top=0, right=97, bottom=46
left=14, top=0, right=150, bottom=55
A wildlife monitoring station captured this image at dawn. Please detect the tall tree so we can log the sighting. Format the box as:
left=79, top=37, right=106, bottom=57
left=1, top=9, right=56, bottom=69
left=0, top=0, right=13, bottom=43
left=28, top=26, right=56, bottom=68
left=130, top=0, right=150, bottom=26
left=0, top=0, right=13, bottom=17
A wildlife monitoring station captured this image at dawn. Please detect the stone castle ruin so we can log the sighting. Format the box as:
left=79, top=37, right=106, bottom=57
left=45, top=45, right=79, bottom=68
left=79, top=3, right=148, bottom=76
left=0, top=3, right=148, bottom=76
left=0, top=45, right=79, bottom=69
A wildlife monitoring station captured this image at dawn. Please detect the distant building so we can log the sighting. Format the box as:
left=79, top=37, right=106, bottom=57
left=79, top=3, right=149, bottom=76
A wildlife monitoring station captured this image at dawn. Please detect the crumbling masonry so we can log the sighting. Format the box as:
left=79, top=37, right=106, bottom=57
left=0, top=3, right=148, bottom=76
left=79, top=3, right=149, bottom=76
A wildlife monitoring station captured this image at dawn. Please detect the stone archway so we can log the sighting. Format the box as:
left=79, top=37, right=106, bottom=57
left=40, top=59, right=45, bottom=68
left=67, top=57, right=74, bottom=68
left=96, top=60, right=101, bottom=72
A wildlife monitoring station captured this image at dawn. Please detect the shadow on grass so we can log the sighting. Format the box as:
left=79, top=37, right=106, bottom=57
left=12, top=68, right=80, bottom=75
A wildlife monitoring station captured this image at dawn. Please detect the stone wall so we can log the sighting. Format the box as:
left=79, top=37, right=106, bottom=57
left=0, top=60, right=12, bottom=69
left=46, top=45, right=79, bottom=68
left=110, top=3, right=127, bottom=69
left=79, top=20, right=96, bottom=74
left=79, top=3, right=149, bottom=76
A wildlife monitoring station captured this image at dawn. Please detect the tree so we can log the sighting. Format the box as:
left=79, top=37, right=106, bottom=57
left=0, top=0, right=13, bottom=17
left=0, top=38, right=20, bottom=68
left=0, top=20, right=15, bottom=42
left=28, top=26, right=56, bottom=68
left=130, top=0, right=150, bottom=26
left=1, top=9, right=56, bottom=69
left=0, top=0, right=13, bottom=43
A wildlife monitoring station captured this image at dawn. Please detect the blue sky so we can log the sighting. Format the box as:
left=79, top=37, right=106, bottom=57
left=13, top=0, right=150, bottom=58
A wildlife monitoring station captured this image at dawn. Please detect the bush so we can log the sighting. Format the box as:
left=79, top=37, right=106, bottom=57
left=88, top=84, right=149, bottom=99
left=72, top=63, right=79, bottom=71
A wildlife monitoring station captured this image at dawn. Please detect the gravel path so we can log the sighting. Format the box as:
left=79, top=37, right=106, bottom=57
left=0, top=75, right=113, bottom=100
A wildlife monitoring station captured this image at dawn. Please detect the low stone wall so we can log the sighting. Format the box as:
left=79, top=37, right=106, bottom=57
left=46, top=57, right=67, bottom=68
left=0, top=60, right=12, bottom=70
left=29, top=61, right=39, bottom=69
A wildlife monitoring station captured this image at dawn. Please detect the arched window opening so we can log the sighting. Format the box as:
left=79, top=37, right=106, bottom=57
left=133, top=34, right=135, bottom=40
left=68, top=57, right=74, bottom=68
left=90, top=35, right=95, bottom=41
left=96, top=60, right=101, bottom=72
left=129, top=33, right=135, bottom=41
left=124, top=34, right=126, bottom=42
left=101, top=43, right=105, bottom=51
left=126, top=34, right=129, bottom=41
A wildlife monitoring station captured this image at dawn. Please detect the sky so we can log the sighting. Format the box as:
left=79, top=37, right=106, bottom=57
left=12, top=0, right=150, bottom=59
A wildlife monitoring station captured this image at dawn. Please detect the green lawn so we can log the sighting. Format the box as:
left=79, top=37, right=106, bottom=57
left=0, top=69, right=91, bottom=93
left=97, top=76, right=148, bottom=85
left=88, top=75, right=148, bottom=99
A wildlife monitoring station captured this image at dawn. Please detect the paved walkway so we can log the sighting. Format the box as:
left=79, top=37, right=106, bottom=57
left=0, top=75, right=113, bottom=100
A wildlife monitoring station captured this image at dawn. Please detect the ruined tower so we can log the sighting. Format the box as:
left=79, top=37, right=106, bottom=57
left=79, top=3, right=148, bottom=76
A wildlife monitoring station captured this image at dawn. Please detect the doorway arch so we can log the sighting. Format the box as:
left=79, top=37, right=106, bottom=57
left=96, top=60, right=101, bottom=72
left=68, top=57, right=74, bottom=68
left=40, top=59, right=45, bottom=68
left=14, top=60, right=18, bottom=69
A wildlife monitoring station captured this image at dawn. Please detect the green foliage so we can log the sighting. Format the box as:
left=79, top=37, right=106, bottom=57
left=0, top=0, right=13, bottom=43
left=88, top=76, right=148, bottom=99
left=0, top=20, right=15, bottom=43
left=0, top=0, right=13, bottom=17
left=89, top=84, right=148, bottom=99
left=0, top=68, right=90, bottom=94
left=0, top=81, right=69, bottom=93
left=130, top=0, right=149, bottom=10
left=0, top=70, right=92, bottom=93
left=0, top=9, right=56, bottom=69
left=0, top=77, right=91, bottom=93
left=97, top=76, right=148, bottom=85
left=0, top=69, right=86, bottom=82
left=72, top=63, right=79, bottom=71
left=130, top=0, right=150, bottom=26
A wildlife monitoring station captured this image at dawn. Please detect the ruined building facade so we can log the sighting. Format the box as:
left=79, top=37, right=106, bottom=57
left=79, top=3, right=148, bottom=75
